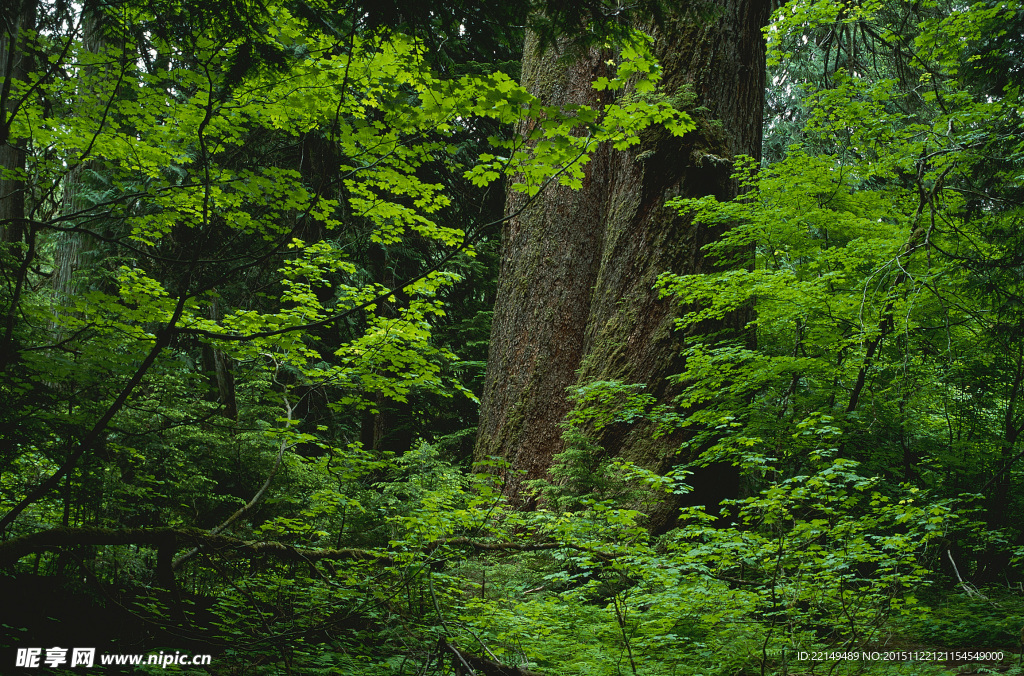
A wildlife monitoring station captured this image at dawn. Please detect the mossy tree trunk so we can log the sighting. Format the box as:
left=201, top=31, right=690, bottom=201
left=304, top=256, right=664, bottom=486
left=475, top=1, right=769, bottom=523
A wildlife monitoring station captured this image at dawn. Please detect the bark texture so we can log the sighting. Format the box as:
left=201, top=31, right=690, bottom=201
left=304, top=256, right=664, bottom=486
left=0, top=0, right=36, bottom=244
left=475, top=1, right=769, bottom=521
left=50, top=9, right=103, bottom=339
left=474, top=31, right=617, bottom=499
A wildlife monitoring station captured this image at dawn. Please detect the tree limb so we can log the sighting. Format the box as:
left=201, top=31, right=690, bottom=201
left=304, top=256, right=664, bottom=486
left=0, top=528, right=611, bottom=569
left=0, top=527, right=386, bottom=568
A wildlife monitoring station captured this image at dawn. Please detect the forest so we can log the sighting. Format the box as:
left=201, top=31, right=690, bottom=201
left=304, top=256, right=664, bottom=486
left=1, top=0, right=1023, bottom=673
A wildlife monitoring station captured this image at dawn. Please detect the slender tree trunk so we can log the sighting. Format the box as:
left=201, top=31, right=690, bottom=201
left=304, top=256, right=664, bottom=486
left=475, top=1, right=769, bottom=525
left=51, top=8, right=103, bottom=330
left=0, top=0, right=36, bottom=244
left=201, top=299, right=238, bottom=419
left=0, top=0, right=37, bottom=365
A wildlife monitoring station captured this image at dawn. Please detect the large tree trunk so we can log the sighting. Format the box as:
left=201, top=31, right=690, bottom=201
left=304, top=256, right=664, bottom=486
left=475, top=1, right=769, bottom=524
left=473, top=31, right=617, bottom=500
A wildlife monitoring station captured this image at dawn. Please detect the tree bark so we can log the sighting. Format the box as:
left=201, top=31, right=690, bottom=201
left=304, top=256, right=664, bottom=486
left=50, top=7, right=104, bottom=314
left=473, top=31, right=616, bottom=501
left=475, top=1, right=769, bottom=524
left=0, top=0, right=36, bottom=244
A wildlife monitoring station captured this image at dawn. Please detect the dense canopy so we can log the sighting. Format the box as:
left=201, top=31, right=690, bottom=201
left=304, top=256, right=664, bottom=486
left=2, top=0, right=1024, bottom=673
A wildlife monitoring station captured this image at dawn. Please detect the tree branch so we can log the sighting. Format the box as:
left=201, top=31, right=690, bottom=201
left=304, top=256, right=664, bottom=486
left=0, top=527, right=385, bottom=568
left=0, top=528, right=613, bottom=570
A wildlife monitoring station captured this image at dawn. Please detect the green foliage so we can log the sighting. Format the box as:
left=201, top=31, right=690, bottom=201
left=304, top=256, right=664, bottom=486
left=455, top=450, right=955, bottom=675
left=656, top=0, right=1024, bottom=562
left=901, top=590, right=1024, bottom=649
left=524, top=381, right=677, bottom=513
left=0, top=1, right=695, bottom=670
left=3, top=0, right=1024, bottom=673
left=1, top=0, right=691, bottom=526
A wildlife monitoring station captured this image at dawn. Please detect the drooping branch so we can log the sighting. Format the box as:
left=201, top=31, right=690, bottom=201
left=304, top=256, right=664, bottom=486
left=0, top=527, right=385, bottom=568
left=0, top=528, right=613, bottom=569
